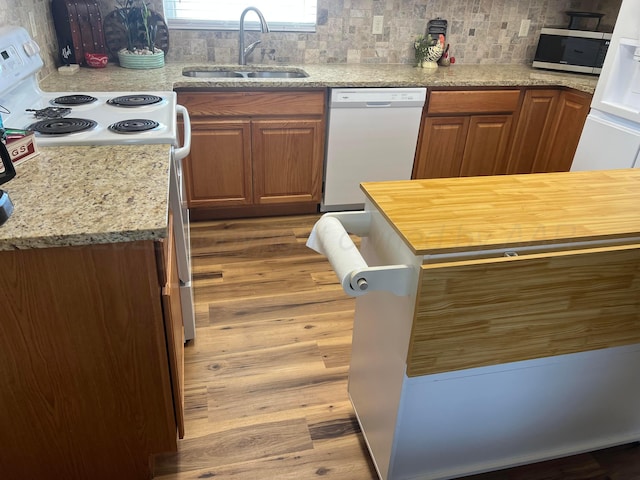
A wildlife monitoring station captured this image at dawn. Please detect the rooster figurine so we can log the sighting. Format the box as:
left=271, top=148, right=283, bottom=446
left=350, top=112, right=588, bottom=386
left=414, top=33, right=445, bottom=68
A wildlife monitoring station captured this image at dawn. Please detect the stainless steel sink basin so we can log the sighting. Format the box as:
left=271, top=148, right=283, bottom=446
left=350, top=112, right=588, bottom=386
left=182, top=70, right=244, bottom=78
left=182, top=68, right=308, bottom=79
left=245, top=71, right=308, bottom=78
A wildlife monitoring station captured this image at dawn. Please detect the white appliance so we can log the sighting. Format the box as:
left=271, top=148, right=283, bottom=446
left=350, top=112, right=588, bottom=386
left=322, top=88, right=427, bottom=211
left=0, top=25, right=196, bottom=340
left=571, top=0, right=640, bottom=171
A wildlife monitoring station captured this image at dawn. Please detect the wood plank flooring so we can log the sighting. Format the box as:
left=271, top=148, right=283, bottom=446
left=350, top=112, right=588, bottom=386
left=153, top=214, right=640, bottom=480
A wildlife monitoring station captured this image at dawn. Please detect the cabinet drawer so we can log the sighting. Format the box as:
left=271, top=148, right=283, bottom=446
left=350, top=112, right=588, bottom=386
left=176, top=90, right=326, bottom=117
left=427, top=89, right=521, bottom=115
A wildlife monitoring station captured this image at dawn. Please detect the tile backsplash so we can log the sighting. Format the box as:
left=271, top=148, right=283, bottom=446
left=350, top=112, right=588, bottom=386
left=159, top=0, right=622, bottom=65
left=0, top=0, right=623, bottom=76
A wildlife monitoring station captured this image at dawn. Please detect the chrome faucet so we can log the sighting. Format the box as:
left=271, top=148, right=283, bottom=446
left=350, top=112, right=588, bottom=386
left=238, top=7, right=270, bottom=65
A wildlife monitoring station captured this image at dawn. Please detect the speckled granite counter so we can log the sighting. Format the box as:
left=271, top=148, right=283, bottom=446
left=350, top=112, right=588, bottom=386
left=7, top=62, right=596, bottom=251
left=39, top=62, right=598, bottom=94
left=0, top=144, right=171, bottom=251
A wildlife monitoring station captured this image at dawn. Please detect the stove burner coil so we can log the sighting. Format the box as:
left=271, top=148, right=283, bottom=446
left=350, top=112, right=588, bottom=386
left=26, top=106, right=72, bottom=119
left=107, top=95, right=163, bottom=107
left=108, top=119, right=160, bottom=133
left=52, top=95, right=98, bottom=106
left=28, top=118, right=97, bottom=135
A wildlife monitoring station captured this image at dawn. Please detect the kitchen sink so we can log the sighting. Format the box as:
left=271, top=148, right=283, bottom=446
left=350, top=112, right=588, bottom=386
left=182, top=70, right=244, bottom=78
left=245, top=71, right=308, bottom=78
left=182, top=67, right=309, bottom=79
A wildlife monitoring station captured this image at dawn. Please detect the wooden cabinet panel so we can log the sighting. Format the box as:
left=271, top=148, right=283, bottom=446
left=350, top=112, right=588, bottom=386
left=252, top=119, right=323, bottom=204
left=409, top=244, right=640, bottom=377
left=459, top=114, right=513, bottom=176
left=415, top=87, right=591, bottom=178
left=177, top=89, right=326, bottom=217
left=506, top=89, right=559, bottom=174
left=534, top=90, right=591, bottom=173
left=0, top=242, right=177, bottom=479
left=184, top=119, right=252, bottom=207
left=415, top=89, right=519, bottom=178
left=161, top=211, right=185, bottom=439
left=176, top=90, right=325, bottom=117
left=428, top=89, right=521, bottom=115
left=413, top=116, right=469, bottom=178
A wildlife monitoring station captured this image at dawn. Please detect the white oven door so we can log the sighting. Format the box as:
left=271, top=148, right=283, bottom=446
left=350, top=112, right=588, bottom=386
left=170, top=105, right=195, bottom=341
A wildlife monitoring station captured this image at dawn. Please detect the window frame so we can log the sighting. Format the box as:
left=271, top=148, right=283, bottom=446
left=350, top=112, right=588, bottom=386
left=163, top=1, right=317, bottom=32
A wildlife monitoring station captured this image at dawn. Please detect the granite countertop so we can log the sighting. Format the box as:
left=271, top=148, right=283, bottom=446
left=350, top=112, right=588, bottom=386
left=3, top=61, right=597, bottom=251
left=39, top=62, right=599, bottom=94
left=0, top=144, right=171, bottom=251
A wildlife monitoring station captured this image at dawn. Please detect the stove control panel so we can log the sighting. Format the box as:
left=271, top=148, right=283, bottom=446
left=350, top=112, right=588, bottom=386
left=0, top=25, right=43, bottom=91
left=0, top=25, right=44, bottom=125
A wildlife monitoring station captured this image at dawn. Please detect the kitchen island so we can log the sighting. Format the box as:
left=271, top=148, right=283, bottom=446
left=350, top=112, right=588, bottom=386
left=0, top=144, right=184, bottom=479
left=311, top=169, right=640, bottom=480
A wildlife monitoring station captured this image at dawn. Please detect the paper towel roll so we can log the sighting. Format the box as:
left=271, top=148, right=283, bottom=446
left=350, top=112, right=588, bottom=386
left=307, top=215, right=369, bottom=295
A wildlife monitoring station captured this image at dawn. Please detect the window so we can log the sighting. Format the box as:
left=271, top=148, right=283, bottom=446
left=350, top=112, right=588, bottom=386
left=163, top=0, right=317, bottom=32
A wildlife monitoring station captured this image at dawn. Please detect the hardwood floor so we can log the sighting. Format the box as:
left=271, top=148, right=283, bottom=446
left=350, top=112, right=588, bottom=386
left=153, top=214, right=640, bottom=480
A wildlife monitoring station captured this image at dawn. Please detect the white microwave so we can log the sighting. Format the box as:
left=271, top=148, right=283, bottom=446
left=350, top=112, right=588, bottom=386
left=533, top=28, right=612, bottom=75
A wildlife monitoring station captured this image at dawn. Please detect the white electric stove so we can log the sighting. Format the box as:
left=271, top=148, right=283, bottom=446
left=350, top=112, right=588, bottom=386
left=0, top=25, right=196, bottom=341
left=6, top=90, right=182, bottom=147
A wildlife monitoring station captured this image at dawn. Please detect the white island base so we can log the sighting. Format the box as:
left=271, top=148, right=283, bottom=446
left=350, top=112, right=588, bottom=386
left=345, top=205, right=640, bottom=480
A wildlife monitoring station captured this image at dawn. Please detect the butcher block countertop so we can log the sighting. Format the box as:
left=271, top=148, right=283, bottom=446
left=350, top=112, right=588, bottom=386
left=38, top=63, right=598, bottom=94
left=0, top=144, right=171, bottom=251
left=360, top=169, right=640, bottom=257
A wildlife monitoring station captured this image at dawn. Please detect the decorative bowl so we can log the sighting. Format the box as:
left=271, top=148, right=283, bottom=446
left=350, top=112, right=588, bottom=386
left=85, top=53, right=108, bottom=68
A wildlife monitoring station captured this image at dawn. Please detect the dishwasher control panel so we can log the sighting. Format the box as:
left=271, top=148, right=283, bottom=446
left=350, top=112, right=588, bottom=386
left=330, top=88, right=427, bottom=107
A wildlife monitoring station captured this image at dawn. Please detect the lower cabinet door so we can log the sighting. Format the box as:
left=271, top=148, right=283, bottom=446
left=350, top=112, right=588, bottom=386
left=506, top=89, right=559, bottom=174
left=459, top=114, right=513, bottom=176
left=161, top=211, right=185, bottom=439
left=251, top=119, right=324, bottom=204
left=184, top=119, right=253, bottom=208
left=413, top=116, right=469, bottom=179
left=534, top=90, right=591, bottom=173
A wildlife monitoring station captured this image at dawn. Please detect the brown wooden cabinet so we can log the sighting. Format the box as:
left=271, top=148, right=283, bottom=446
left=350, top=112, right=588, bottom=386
left=506, top=88, right=591, bottom=174
left=533, top=89, right=592, bottom=173
left=459, top=114, right=514, bottom=176
left=177, top=90, right=326, bottom=218
left=413, top=89, right=521, bottom=178
left=0, top=226, right=183, bottom=479
left=187, top=118, right=252, bottom=207
left=506, top=89, right=560, bottom=174
left=160, top=210, right=186, bottom=439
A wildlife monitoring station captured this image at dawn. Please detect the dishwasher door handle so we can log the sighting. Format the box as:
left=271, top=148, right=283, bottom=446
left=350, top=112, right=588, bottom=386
left=365, top=101, right=392, bottom=107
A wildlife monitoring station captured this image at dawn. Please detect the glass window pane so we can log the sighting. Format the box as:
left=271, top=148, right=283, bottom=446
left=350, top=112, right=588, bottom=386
left=163, top=0, right=317, bottom=32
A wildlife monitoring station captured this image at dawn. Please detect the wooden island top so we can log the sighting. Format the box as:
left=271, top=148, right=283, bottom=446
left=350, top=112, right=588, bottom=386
left=360, top=169, right=640, bottom=256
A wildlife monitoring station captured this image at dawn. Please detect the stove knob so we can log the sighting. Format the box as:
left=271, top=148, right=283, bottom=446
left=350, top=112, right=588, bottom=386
left=23, top=40, right=40, bottom=57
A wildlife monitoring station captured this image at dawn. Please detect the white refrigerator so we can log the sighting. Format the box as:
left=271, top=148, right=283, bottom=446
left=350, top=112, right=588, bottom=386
left=571, top=0, right=640, bottom=170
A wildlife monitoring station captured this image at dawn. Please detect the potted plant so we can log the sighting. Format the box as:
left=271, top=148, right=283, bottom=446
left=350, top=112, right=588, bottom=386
left=113, top=0, right=165, bottom=69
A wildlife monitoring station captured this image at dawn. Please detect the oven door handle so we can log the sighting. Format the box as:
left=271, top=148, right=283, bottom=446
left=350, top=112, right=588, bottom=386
left=174, top=104, right=191, bottom=161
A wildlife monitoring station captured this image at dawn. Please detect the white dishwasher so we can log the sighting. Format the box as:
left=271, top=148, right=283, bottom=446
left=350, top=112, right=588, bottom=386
left=322, top=87, right=427, bottom=211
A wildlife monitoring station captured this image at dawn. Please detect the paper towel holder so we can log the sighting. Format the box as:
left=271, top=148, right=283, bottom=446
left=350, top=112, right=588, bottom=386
left=348, top=265, right=414, bottom=297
